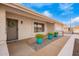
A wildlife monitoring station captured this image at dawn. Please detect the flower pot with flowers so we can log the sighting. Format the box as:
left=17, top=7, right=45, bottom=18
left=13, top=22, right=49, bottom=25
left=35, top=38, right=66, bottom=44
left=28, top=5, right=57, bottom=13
left=54, top=32, right=58, bottom=37
left=48, top=32, right=53, bottom=40
left=35, top=34, right=44, bottom=44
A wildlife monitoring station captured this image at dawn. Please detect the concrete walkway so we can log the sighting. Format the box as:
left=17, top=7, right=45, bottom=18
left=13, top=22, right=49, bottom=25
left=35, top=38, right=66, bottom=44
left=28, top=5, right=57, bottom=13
left=7, top=36, right=70, bottom=56
left=32, top=36, right=70, bottom=56
left=58, top=34, right=79, bottom=56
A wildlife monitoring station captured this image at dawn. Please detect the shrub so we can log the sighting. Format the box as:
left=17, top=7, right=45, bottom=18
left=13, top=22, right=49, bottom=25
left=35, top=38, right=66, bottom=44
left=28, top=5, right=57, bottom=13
left=48, top=32, right=53, bottom=40
left=36, top=34, right=44, bottom=39
left=54, top=32, right=58, bottom=34
left=48, top=32, right=53, bottom=35
left=54, top=32, right=58, bottom=37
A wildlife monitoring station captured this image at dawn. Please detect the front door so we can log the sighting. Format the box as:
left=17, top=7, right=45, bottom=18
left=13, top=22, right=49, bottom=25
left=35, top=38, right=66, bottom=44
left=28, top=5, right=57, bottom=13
left=7, top=18, right=18, bottom=41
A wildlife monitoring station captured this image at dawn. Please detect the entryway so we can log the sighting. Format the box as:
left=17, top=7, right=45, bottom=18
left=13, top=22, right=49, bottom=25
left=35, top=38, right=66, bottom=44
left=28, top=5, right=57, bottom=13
left=6, top=18, right=18, bottom=41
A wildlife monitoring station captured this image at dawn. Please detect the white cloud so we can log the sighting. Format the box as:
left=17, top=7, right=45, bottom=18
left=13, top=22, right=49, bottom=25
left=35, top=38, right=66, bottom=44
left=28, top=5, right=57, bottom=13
left=61, top=11, right=73, bottom=16
left=24, top=3, right=52, bottom=8
left=71, top=17, right=79, bottom=23
left=42, top=11, right=53, bottom=18
left=59, top=3, right=74, bottom=16
left=59, top=3, right=73, bottom=11
left=63, top=17, right=79, bottom=27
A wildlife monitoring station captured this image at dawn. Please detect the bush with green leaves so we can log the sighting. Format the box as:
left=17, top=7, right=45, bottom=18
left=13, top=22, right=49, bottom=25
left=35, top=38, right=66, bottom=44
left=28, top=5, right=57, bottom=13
left=54, top=32, right=58, bottom=37
left=36, top=34, right=44, bottom=39
left=48, top=32, right=53, bottom=35
left=54, top=32, right=58, bottom=34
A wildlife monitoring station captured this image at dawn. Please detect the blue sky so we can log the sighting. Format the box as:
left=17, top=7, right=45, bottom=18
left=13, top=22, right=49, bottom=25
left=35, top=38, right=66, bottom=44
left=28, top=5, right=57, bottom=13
left=21, top=3, right=79, bottom=27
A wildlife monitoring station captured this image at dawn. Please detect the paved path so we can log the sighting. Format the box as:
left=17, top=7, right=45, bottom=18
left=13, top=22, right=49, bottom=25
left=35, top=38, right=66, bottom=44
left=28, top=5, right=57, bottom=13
left=7, top=36, right=70, bottom=56
left=58, top=34, right=79, bottom=56
left=32, top=36, right=69, bottom=56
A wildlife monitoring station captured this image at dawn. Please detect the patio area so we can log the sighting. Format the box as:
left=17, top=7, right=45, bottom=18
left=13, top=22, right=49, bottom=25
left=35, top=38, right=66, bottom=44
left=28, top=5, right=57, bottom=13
left=27, top=36, right=62, bottom=51
left=7, top=35, right=70, bottom=56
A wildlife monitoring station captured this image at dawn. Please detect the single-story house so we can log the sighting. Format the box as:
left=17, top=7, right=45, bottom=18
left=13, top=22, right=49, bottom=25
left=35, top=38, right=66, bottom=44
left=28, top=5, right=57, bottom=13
left=0, top=3, right=66, bottom=56
left=63, top=25, right=69, bottom=33
left=73, top=26, right=79, bottom=33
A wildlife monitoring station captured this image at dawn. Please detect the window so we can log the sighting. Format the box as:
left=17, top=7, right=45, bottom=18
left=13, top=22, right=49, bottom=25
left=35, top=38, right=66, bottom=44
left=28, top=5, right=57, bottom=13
left=34, top=22, right=44, bottom=32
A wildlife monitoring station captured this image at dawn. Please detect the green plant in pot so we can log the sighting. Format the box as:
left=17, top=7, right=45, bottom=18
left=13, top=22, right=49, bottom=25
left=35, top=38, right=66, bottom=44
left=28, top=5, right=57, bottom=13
left=35, top=34, right=44, bottom=44
left=48, top=32, right=53, bottom=40
left=54, top=32, right=58, bottom=37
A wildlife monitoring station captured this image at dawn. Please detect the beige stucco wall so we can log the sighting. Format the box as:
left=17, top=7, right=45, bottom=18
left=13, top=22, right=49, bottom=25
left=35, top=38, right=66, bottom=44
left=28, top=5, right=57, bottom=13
left=0, top=41, right=9, bottom=56
left=0, top=5, right=9, bottom=56
left=54, top=23, right=64, bottom=32
left=0, top=5, right=6, bottom=41
left=6, top=13, right=48, bottom=40
left=47, top=23, right=54, bottom=32
left=73, top=30, right=79, bottom=33
left=63, top=26, right=69, bottom=33
left=73, top=28, right=79, bottom=33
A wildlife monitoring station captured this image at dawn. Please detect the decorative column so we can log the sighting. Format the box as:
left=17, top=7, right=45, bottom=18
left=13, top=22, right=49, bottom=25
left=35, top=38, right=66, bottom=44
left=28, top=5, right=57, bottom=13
left=0, top=5, right=9, bottom=56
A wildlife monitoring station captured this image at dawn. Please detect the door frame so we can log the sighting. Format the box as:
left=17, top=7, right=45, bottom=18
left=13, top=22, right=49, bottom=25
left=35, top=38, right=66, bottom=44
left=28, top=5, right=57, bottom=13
left=6, top=18, right=18, bottom=42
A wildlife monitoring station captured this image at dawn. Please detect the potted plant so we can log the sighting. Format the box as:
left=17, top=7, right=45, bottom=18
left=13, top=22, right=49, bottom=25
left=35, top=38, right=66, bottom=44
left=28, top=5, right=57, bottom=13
left=54, top=32, right=58, bottom=37
left=48, top=32, right=53, bottom=40
left=35, top=34, right=44, bottom=44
